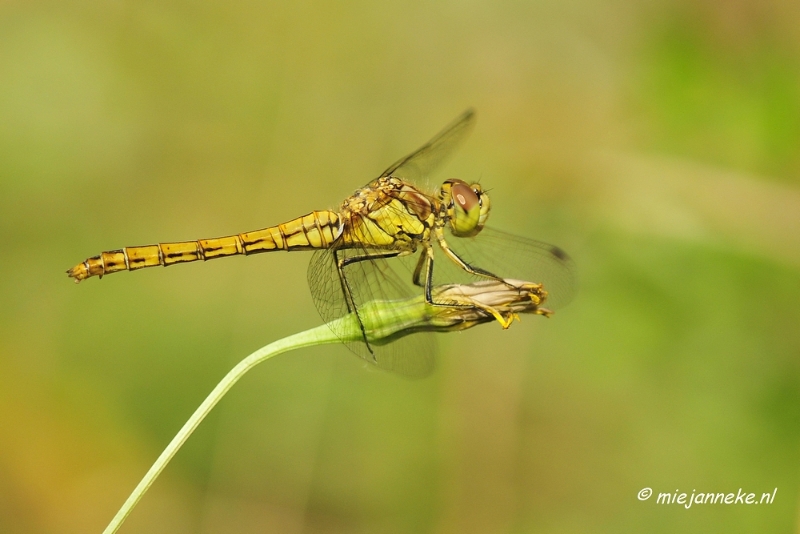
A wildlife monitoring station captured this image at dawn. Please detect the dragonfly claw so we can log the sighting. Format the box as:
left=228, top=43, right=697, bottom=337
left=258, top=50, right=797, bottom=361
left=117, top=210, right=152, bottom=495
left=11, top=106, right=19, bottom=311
left=484, top=307, right=518, bottom=329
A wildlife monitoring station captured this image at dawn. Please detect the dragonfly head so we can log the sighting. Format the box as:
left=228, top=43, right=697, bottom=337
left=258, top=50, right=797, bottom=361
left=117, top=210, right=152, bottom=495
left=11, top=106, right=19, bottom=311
left=439, top=179, right=491, bottom=237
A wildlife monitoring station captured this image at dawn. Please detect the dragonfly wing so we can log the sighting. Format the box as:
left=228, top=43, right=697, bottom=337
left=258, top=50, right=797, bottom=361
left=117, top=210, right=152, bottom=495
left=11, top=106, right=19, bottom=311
left=308, top=245, right=436, bottom=378
left=379, top=109, right=476, bottom=185
left=434, top=227, right=577, bottom=310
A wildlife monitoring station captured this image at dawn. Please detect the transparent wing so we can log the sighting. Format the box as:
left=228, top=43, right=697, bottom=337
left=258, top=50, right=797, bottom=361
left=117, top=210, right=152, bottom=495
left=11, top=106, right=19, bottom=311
left=432, top=227, right=577, bottom=311
left=379, top=109, right=476, bottom=186
left=308, top=244, right=436, bottom=378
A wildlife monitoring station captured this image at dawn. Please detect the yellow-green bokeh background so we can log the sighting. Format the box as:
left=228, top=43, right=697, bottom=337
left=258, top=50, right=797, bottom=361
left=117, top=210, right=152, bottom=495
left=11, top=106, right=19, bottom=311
left=2, top=1, right=800, bottom=532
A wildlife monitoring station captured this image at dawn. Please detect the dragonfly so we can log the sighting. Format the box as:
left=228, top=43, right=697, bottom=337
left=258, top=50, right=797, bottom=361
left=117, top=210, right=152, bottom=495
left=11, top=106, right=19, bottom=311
left=68, top=110, right=575, bottom=377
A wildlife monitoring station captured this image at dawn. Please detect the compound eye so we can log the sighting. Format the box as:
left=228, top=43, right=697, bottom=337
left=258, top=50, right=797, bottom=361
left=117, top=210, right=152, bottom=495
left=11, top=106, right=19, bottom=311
left=452, top=182, right=479, bottom=211
left=448, top=180, right=483, bottom=237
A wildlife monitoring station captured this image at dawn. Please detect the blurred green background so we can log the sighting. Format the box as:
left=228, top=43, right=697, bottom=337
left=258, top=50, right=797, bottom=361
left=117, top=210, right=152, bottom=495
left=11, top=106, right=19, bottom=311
left=2, top=1, right=799, bottom=532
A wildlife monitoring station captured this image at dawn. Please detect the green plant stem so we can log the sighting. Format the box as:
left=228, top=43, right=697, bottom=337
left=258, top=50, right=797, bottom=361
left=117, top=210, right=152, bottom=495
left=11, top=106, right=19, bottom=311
left=102, top=322, right=343, bottom=534
left=101, top=279, right=546, bottom=533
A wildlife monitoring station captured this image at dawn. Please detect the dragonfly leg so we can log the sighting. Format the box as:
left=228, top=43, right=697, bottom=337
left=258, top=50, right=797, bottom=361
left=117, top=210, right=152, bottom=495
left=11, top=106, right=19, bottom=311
left=422, top=245, right=466, bottom=306
left=424, top=238, right=520, bottom=328
left=434, top=228, right=504, bottom=281
left=336, top=249, right=404, bottom=312
left=423, top=247, right=435, bottom=303
left=412, top=252, right=427, bottom=288
left=336, top=250, right=402, bottom=358
left=333, top=249, right=355, bottom=314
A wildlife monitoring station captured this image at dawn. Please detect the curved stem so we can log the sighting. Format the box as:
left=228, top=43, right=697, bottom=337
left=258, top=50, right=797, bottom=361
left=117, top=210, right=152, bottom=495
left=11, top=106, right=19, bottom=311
left=100, top=278, right=545, bottom=534
left=102, top=323, right=341, bottom=534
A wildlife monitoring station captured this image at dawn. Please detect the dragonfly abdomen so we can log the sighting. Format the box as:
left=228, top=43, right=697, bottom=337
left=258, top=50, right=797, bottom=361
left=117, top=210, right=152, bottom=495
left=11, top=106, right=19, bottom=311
left=67, top=210, right=342, bottom=282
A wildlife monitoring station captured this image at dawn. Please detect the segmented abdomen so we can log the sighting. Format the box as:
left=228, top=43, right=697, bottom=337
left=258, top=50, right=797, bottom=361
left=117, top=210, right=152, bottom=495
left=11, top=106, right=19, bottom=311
left=67, top=210, right=341, bottom=282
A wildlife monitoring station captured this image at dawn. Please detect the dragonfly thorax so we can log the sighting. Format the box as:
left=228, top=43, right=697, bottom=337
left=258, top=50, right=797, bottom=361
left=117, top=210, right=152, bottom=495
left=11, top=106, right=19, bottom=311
left=438, top=179, right=491, bottom=237
left=338, top=177, right=437, bottom=251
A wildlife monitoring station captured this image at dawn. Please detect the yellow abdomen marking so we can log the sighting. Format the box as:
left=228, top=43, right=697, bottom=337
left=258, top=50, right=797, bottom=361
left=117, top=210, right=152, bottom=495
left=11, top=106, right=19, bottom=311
left=67, top=210, right=341, bottom=282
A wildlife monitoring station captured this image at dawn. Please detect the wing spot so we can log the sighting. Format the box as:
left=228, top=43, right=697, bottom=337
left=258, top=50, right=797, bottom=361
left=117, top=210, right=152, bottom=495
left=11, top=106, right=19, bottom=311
left=550, top=246, right=569, bottom=261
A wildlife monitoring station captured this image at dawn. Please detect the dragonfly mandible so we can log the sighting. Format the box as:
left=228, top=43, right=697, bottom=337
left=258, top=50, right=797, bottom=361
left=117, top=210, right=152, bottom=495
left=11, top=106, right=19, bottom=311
left=68, top=110, right=575, bottom=377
